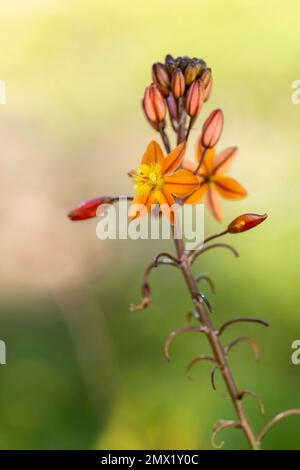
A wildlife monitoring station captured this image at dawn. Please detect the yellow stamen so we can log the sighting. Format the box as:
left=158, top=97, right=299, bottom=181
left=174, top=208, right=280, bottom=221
left=133, top=163, right=164, bottom=195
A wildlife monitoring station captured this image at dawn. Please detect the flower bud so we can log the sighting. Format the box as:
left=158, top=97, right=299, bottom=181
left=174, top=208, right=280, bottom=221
left=228, top=213, right=268, bottom=234
left=143, top=83, right=166, bottom=128
left=201, top=68, right=212, bottom=88
left=178, top=56, right=189, bottom=71
left=184, top=63, right=197, bottom=86
left=185, top=79, right=204, bottom=118
left=152, top=62, right=170, bottom=96
left=165, top=54, right=175, bottom=64
left=167, top=94, right=178, bottom=121
left=203, top=76, right=213, bottom=102
left=201, top=68, right=213, bottom=102
left=171, top=68, right=185, bottom=98
left=165, top=54, right=176, bottom=74
left=68, top=197, right=114, bottom=221
left=201, top=109, right=224, bottom=148
left=194, top=60, right=206, bottom=78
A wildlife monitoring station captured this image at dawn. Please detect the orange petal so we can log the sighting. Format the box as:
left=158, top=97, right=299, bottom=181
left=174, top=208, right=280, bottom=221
left=196, top=140, right=216, bottom=175
left=213, top=175, right=248, bottom=200
left=213, top=147, right=237, bottom=175
left=159, top=189, right=175, bottom=206
left=142, top=141, right=164, bottom=165
left=206, top=187, right=223, bottom=221
left=157, top=190, right=176, bottom=224
left=184, top=183, right=207, bottom=204
left=146, top=192, right=157, bottom=211
left=183, top=160, right=205, bottom=185
left=164, top=169, right=199, bottom=197
left=162, top=141, right=186, bottom=175
left=130, top=193, right=153, bottom=219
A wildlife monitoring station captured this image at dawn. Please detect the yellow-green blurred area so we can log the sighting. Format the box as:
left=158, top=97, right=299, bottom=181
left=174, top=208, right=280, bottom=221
left=1, top=0, right=300, bottom=450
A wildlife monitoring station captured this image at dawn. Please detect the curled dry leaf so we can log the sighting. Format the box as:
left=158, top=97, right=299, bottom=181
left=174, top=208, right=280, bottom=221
left=211, top=420, right=241, bottom=449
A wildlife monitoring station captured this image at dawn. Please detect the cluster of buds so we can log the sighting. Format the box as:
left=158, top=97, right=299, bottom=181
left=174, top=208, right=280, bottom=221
left=143, top=55, right=213, bottom=138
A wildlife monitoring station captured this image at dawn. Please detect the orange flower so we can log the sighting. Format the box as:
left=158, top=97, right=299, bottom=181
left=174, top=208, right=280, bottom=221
left=184, top=141, right=247, bottom=220
left=129, top=141, right=199, bottom=222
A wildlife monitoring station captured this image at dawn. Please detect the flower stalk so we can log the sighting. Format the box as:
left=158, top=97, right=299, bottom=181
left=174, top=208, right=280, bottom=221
left=173, top=234, right=260, bottom=449
left=68, top=54, right=300, bottom=449
left=143, top=55, right=299, bottom=450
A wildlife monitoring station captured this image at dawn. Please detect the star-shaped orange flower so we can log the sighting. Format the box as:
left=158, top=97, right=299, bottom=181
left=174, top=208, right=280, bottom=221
left=129, top=140, right=199, bottom=222
left=183, top=141, right=247, bottom=220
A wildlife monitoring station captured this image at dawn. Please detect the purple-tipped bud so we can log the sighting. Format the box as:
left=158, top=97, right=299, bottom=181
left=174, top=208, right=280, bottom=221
left=152, top=62, right=170, bottom=96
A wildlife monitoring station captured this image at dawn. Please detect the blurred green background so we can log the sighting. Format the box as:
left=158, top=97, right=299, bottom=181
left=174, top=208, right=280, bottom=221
left=0, top=0, right=300, bottom=450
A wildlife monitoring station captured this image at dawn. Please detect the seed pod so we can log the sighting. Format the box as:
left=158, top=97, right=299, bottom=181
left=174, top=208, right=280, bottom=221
left=171, top=68, right=185, bottom=98
left=185, top=79, right=204, bottom=118
left=228, top=213, right=268, bottom=234
left=201, top=109, right=224, bottom=148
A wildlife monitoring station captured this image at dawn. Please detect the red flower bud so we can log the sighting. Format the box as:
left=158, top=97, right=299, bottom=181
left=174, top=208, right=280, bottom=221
left=171, top=68, right=185, bottom=98
left=228, top=213, right=268, bottom=234
left=68, top=197, right=115, bottom=221
left=201, top=109, right=224, bottom=148
left=185, top=79, right=204, bottom=118
left=143, top=83, right=166, bottom=129
left=152, top=62, right=170, bottom=96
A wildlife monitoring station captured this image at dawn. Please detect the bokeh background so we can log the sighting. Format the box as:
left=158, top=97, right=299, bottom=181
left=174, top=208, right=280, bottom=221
left=0, top=0, right=300, bottom=450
